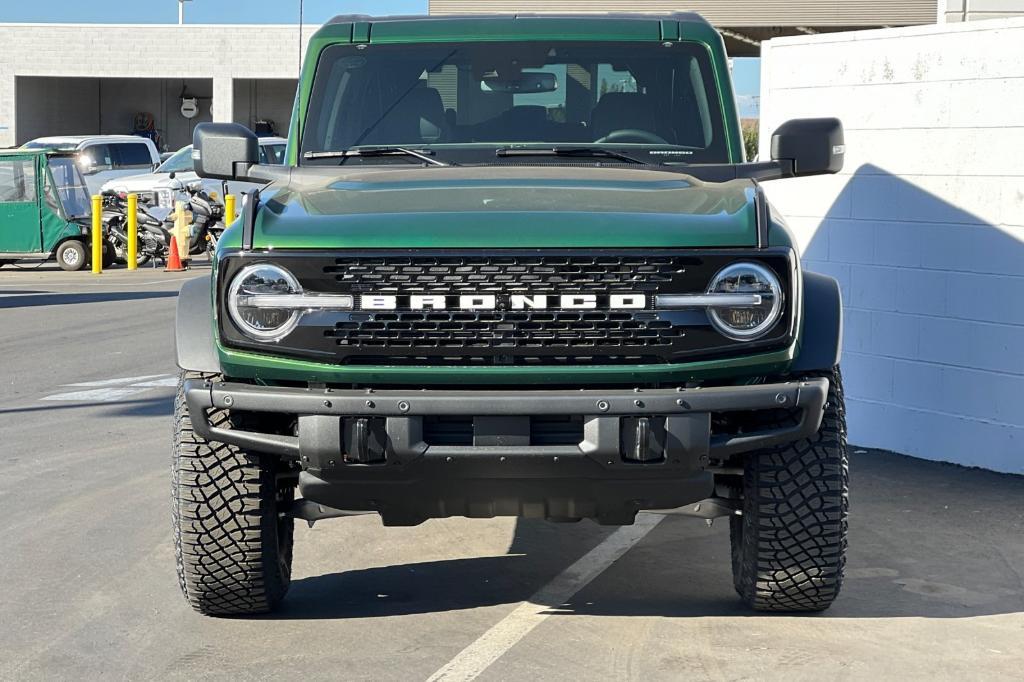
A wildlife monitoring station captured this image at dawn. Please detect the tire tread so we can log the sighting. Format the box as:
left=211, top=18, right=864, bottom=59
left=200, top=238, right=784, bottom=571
left=730, top=367, right=849, bottom=612
left=171, top=371, right=293, bottom=616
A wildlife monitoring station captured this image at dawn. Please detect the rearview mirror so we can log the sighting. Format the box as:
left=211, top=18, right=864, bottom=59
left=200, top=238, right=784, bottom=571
left=481, top=72, right=558, bottom=94
left=770, top=118, right=844, bottom=177
left=193, top=122, right=259, bottom=181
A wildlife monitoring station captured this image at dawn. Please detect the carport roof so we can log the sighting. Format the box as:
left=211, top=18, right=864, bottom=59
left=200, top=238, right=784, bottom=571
left=426, top=1, right=940, bottom=56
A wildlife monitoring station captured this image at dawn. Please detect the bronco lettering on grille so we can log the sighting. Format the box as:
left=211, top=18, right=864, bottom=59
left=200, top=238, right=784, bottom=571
left=359, top=293, right=647, bottom=311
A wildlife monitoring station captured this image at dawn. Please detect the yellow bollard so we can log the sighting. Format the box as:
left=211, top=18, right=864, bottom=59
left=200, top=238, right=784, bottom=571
left=127, top=193, right=138, bottom=271
left=91, top=195, right=102, bottom=275
left=225, top=194, right=237, bottom=225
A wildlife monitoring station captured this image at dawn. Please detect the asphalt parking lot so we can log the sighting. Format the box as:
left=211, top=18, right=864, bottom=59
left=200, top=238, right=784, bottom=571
left=1, top=265, right=1023, bottom=681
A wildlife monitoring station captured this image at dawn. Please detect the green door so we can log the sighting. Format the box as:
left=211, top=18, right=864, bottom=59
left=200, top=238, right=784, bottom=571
left=0, top=155, right=42, bottom=254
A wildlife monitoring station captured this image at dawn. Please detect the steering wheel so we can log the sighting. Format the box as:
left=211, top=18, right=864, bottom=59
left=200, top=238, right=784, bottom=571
left=595, top=129, right=670, bottom=145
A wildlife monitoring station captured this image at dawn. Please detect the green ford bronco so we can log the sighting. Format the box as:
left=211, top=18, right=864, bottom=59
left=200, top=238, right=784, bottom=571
left=173, top=13, right=848, bottom=616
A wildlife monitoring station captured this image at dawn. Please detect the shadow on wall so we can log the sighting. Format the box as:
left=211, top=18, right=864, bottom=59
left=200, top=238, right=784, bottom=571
left=794, top=163, right=1023, bottom=473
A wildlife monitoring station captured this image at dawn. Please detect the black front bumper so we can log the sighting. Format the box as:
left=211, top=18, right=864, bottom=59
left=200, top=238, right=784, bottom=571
left=184, top=378, right=828, bottom=525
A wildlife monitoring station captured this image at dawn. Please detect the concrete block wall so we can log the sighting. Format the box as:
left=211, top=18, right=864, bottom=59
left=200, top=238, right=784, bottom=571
left=0, top=23, right=309, bottom=148
left=943, top=0, right=1024, bottom=22
left=759, top=18, right=1024, bottom=474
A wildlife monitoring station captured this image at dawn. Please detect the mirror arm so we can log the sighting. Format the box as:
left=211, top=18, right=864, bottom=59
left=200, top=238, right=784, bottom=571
left=733, top=160, right=795, bottom=182
left=232, top=162, right=256, bottom=182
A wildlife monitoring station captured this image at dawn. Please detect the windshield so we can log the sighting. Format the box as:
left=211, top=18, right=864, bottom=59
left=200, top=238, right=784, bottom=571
left=157, top=146, right=195, bottom=173
left=301, top=41, right=728, bottom=164
left=47, top=156, right=91, bottom=218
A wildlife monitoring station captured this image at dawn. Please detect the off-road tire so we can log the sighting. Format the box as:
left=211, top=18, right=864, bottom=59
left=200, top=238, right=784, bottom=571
left=730, top=367, right=848, bottom=611
left=172, top=371, right=295, bottom=615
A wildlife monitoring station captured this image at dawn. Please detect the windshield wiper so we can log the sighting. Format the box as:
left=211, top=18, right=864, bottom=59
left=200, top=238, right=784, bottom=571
left=303, top=147, right=450, bottom=167
left=495, top=147, right=651, bottom=165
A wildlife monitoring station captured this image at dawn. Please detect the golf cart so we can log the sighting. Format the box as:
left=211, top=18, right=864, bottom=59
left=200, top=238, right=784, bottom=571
left=0, top=149, right=110, bottom=272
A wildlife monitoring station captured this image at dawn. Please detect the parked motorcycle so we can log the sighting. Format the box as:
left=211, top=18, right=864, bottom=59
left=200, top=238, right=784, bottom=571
left=101, top=191, right=173, bottom=267
left=182, top=179, right=226, bottom=256
left=101, top=178, right=226, bottom=266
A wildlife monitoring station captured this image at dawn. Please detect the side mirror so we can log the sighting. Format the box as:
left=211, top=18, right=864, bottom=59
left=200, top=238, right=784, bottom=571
left=771, top=118, right=844, bottom=177
left=193, top=122, right=259, bottom=181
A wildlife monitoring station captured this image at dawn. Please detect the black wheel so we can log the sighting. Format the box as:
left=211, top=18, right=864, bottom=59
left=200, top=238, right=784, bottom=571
left=102, top=239, right=117, bottom=269
left=172, top=371, right=295, bottom=616
left=55, top=240, right=87, bottom=272
left=730, top=367, right=848, bottom=612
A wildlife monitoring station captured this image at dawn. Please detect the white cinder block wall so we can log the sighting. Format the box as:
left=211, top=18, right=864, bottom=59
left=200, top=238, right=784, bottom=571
left=759, top=18, right=1024, bottom=474
left=0, top=24, right=310, bottom=148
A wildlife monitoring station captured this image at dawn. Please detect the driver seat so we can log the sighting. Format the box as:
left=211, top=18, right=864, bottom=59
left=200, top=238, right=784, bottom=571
left=590, top=93, right=659, bottom=141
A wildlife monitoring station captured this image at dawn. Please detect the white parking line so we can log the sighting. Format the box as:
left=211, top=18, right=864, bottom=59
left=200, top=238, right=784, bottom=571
left=41, top=374, right=178, bottom=402
left=427, top=513, right=663, bottom=682
left=41, top=387, right=152, bottom=403
left=66, top=374, right=172, bottom=387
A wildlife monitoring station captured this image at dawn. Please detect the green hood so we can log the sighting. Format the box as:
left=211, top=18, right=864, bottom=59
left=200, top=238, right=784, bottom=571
left=233, top=166, right=759, bottom=250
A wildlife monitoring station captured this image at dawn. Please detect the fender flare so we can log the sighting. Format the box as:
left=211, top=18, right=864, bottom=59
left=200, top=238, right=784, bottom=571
left=175, top=276, right=222, bottom=374
left=791, top=270, right=843, bottom=372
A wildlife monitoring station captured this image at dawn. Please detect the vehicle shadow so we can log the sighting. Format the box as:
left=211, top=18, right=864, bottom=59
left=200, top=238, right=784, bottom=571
left=267, top=451, right=1024, bottom=621
left=0, top=290, right=178, bottom=309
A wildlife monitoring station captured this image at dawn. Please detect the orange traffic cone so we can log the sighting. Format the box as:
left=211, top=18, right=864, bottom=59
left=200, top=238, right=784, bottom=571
left=165, top=235, right=186, bottom=272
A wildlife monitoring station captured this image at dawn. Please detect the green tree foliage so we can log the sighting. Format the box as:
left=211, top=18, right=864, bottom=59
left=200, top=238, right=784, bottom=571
left=742, top=124, right=759, bottom=161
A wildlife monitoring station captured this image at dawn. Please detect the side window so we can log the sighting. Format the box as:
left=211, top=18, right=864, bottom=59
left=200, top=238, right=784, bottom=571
left=0, top=158, right=37, bottom=203
left=43, top=168, right=61, bottom=214
left=596, top=66, right=639, bottom=99
left=258, top=145, right=286, bottom=165
left=80, top=144, right=114, bottom=172
left=113, top=143, right=155, bottom=169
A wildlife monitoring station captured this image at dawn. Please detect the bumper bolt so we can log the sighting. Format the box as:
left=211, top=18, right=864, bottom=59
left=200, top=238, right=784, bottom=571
left=222, top=395, right=233, bottom=407
left=597, top=400, right=609, bottom=412
left=775, top=393, right=788, bottom=405
left=323, top=400, right=332, bottom=408
left=365, top=400, right=375, bottom=409
left=398, top=401, right=410, bottom=413
left=634, top=399, right=644, bottom=408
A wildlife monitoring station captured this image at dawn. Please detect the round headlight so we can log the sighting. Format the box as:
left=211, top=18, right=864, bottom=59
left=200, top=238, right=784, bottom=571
left=227, top=264, right=302, bottom=341
left=706, top=262, right=783, bottom=340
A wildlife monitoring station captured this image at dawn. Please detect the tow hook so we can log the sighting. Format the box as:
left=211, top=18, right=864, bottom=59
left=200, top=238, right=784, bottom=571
left=641, top=497, right=742, bottom=524
left=285, top=499, right=376, bottom=528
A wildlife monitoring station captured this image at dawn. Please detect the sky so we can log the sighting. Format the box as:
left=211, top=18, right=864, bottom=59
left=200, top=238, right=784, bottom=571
left=0, top=0, right=759, bottom=115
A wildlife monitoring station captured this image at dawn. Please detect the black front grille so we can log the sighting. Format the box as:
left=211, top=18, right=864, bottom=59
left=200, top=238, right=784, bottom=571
left=327, top=311, right=680, bottom=349
left=218, top=249, right=797, bottom=367
left=326, top=255, right=676, bottom=295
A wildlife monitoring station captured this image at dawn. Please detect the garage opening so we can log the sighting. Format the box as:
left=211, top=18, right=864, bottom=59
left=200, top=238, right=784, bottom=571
left=15, top=76, right=214, bottom=152
left=233, top=79, right=298, bottom=139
